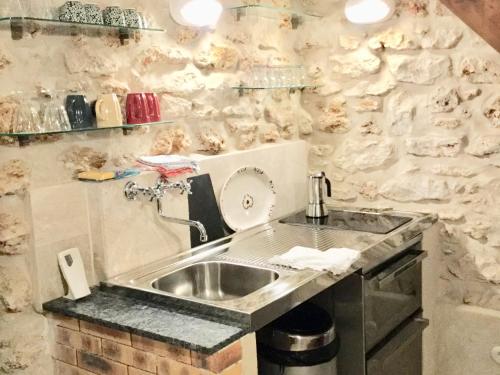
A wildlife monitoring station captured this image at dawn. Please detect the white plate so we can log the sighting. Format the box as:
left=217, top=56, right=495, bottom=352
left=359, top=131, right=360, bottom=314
left=220, top=167, right=276, bottom=232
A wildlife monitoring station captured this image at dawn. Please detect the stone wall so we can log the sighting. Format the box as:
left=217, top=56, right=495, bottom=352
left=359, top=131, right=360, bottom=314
left=299, top=0, right=500, bottom=372
left=0, top=0, right=499, bottom=374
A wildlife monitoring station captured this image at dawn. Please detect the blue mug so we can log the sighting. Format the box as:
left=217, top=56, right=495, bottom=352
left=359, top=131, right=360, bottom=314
left=65, top=95, right=93, bottom=129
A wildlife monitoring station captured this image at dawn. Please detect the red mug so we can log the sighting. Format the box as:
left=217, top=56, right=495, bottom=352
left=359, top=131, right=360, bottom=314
left=145, top=93, right=161, bottom=122
left=126, top=93, right=161, bottom=124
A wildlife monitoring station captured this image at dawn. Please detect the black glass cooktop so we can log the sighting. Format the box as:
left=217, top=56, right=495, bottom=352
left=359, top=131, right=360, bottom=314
left=280, top=210, right=412, bottom=235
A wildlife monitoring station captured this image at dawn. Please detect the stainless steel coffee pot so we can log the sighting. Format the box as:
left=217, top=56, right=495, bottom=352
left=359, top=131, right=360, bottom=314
left=306, top=172, right=331, bottom=218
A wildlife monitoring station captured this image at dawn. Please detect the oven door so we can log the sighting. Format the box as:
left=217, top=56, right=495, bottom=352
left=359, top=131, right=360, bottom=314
left=364, top=250, right=427, bottom=350
left=366, top=316, right=429, bottom=375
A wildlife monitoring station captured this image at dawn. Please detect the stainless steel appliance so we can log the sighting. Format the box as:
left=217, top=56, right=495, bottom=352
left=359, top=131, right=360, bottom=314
left=306, top=172, right=331, bottom=218
left=331, top=236, right=428, bottom=375
left=257, top=303, right=339, bottom=375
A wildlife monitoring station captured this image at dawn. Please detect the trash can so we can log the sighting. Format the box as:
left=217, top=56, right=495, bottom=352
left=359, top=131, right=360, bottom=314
left=257, top=303, right=339, bottom=375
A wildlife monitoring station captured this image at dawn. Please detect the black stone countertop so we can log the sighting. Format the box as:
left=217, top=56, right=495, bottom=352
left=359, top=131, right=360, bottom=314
left=43, top=287, right=247, bottom=355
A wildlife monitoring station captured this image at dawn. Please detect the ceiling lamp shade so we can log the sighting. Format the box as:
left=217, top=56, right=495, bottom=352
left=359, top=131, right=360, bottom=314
left=169, top=0, right=223, bottom=29
left=344, top=0, right=395, bottom=24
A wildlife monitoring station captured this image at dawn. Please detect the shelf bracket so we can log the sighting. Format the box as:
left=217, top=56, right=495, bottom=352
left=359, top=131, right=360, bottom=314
left=119, top=28, right=131, bottom=45
left=10, top=18, right=23, bottom=40
left=235, top=8, right=244, bottom=22
left=17, top=135, right=31, bottom=147
left=291, top=14, right=301, bottom=29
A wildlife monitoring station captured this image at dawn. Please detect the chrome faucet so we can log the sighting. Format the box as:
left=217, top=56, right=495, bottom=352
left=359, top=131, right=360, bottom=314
left=124, top=177, right=208, bottom=243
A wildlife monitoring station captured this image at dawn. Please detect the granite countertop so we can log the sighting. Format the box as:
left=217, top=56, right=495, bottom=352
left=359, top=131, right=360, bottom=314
left=43, top=287, right=247, bottom=354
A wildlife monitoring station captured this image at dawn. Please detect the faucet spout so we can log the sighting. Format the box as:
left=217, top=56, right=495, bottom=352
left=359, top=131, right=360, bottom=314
left=156, top=199, right=208, bottom=243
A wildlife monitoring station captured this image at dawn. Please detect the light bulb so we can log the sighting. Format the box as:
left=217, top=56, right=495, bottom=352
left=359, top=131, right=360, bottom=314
left=345, top=0, right=395, bottom=24
left=180, top=0, right=223, bottom=28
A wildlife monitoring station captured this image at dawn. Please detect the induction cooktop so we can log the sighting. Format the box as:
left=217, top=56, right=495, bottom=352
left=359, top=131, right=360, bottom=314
left=280, top=210, right=412, bottom=235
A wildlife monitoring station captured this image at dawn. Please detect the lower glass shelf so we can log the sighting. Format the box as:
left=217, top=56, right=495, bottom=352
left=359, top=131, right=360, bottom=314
left=0, top=120, right=174, bottom=138
left=233, top=84, right=319, bottom=90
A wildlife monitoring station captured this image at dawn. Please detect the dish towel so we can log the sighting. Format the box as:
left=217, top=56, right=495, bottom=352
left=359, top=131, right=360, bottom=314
left=269, top=246, right=361, bottom=275
left=137, top=155, right=200, bottom=171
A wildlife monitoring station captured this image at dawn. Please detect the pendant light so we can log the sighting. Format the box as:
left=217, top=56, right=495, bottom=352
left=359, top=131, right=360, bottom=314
left=344, top=0, right=395, bottom=24
left=169, top=0, right=223, bottom=29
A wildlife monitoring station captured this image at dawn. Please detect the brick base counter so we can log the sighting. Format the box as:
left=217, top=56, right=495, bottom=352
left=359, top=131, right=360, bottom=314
left=49, top=314, right=243, bottom=375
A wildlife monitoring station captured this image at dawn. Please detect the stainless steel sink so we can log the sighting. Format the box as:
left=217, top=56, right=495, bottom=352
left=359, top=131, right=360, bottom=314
left=151, top=261, right=279, bottom=302
left=107, top=208, right=430, bottom=330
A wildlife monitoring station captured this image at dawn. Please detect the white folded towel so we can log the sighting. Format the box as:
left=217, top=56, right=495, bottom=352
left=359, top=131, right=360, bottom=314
left=269, top=246, right=361, bottom=275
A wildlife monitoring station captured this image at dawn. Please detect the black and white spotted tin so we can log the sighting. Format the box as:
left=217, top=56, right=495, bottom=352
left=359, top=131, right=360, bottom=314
left=59, top=1, right=87, bottom=23
left=123, top=8, right=140, bottom=28
left=84, top=4, right=103, bottom=24
left=103, top=6, right=125, bottom=27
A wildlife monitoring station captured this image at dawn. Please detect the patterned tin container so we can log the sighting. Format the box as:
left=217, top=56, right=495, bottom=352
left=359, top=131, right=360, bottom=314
left=59, top=1, right=87, bottom=23
left=123, top=8, right=140, bottom=28
left=103, top=6, right=125, bottom=27
left=84, top=4, right=103, bottom=24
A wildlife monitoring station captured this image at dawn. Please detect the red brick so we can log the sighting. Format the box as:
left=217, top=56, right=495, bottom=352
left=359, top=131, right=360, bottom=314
left=80, top=321, right=131, bottom=346
left=157, top=356, right=210, bottom=375
left=191, top=341, right=242, bottom=373
left=131, top=335, right=191, bottom=364
left=77, top=350, right=127, bottom=375
left=102, top=340, right=156, bottom=373
left=53, top=343, right=77, bottom=365
left=55, top=360, right=96, bottom=375
left=48, top=313, right=80, bottom=331
left=127, top=368, right=152, bottom=375
left=55, top=326, right=102, bottom=355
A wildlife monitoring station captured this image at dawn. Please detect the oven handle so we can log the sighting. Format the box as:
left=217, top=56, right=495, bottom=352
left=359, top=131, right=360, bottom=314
left=377, top=251, right=427, bottom=288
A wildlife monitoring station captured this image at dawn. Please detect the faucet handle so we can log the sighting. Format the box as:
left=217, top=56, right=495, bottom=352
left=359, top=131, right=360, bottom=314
left=124, top=181, right=139, bottom=201
left=179, top=180, right=192, bottom=195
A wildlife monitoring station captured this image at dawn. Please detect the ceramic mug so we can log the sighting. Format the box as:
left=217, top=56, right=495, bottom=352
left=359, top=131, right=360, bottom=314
left=103, top=6, right=125, bottom=27
left=59, top=1, right=87, bottom=23
left=84, top=3, right=103, bottom=24
left=145, top=93, right=161, bottom=122
left=95, top=94, right=123, bottom=128
left=65, top=95, right=93, bottom=129
left=126, top=93, right=161, bottom=124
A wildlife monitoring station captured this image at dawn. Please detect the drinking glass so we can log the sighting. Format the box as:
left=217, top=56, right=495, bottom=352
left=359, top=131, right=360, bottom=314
left=0, top=0, right=24, bottom=17
left=41, top=97, right=71, bottom=132
left=14, top=100, right=42, bottom=134
left=267, top=67, right=280, bottom=88
left=252, top=65, right=268, bottom=88
left=29, top=0, right=53, bottom=19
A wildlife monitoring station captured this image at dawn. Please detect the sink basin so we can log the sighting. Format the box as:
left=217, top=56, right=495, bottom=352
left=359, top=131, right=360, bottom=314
left=151, top=261, right=279, bottom=302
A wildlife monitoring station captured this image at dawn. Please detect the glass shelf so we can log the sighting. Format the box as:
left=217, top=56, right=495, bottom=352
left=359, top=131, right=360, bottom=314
left=0, top=16, right=164, bottom=43
left=227, top=4, right=321, bottom=22
left=0, top=120, right=174, bottom=139
left=233, top=84, right=320, bottom=95
left=233, top=84, right=319, bottom=90
left=0, top=16, right=164, bottom=32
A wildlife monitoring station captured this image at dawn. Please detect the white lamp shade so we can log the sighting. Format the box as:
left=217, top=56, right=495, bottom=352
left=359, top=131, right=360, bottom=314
left=345, top=0, right=395, bottom=24
left=170, top=0, right=223, bottom=28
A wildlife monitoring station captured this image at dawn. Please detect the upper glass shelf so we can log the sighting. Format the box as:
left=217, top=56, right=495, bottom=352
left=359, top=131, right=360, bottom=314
left=0, top=16, right=165, bottom=32
left=0, top=16, right=164, bottom=42
left=227, top=4, right=321, bottom=21
left=0, top=120, right=174, bottom=138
